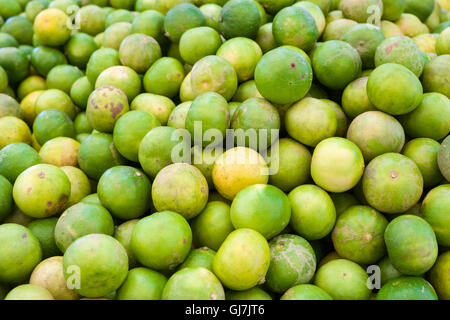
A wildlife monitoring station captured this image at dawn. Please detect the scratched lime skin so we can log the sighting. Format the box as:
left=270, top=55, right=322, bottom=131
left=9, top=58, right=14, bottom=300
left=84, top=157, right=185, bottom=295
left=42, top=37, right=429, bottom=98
left=62, top=234, right=129, bottom=298
left=213, top=228, right=270, bottom=291
left=12, top=164, right=71, bottom=218
left=86, top=85, right=129, bottom=133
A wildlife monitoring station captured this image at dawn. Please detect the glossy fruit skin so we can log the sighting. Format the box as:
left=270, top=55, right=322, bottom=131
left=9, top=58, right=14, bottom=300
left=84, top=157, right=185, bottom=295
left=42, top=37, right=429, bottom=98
left=64, top=33, right=98, bottom=69
left=152, top=163, right=208, bottom=220
left=29, top=46, right=66, bottom=77
left=346, top=111, right=405, bottom=162
left=143, top=57, right=185, bottom=99
left=288, top=184, right=336, bottom=240
left=77, top=5, right=108, bottom=36
left=33, top=8, right=71, bottom=47
left=167, top=102, right=191, bottom=129
left=86, top=85, right=129, bottom=133
left=0, top=68, right=8, bottom=95
left=0, top=175, right=13, bottom=222
left=226, top=287, right=272, bottom=300
left=256, top=23, right=277, bottom=53
left=130, top=211, right=192, bottom=271
left=62, top=234, right=129, bottom=298
left=33, top=109, right=75, bottom=146
left=164, top=3, right=206, bottom=43
left=54, top=202, right=114, bottom=252
left=377, top=277, right=438, bottom=300
left=267, top=138, right=312, bottom=192
left=382, top=0, right=407, bottom=21
left=102, top=22, right=132, bottom=51
left=314, top=259, right=371, bottom=300
left=340, top=23, right=385, bottom=69
left=131, top=9, right=166, bottom=44
left=374, top=36, right=425, bottom=77
left=78, top=132, right=126, bottom=180
left=312, top=40, right=362, bottom=90
left=438, top=135, right=450, bottom=181
left=190, top=55, right=238, bottom=101
left=402, top=138, right=443, bottom=188
left=384, top=215, right=438, bottom=276
left=177, top=247, right=216, bottom=272
left=367, top=63, right=423, bottom=115
left=265, top=234, right=316, bottom=293
left=180, top=26, right=222, bottom=66
left=213, top=228, right=270, bottom=291
left=429, top=251, right=450, bottom=300
left=341, top=77, right=377, bottom=119
left=138, top=126, right=189, bottom=179
left=0, top=91, right=21, bottom=119
left=29, top=256, right=80, bottom=300
left=329, top=192, right=360, bottom=216
left=95, top=65, right=141, bottom=101
left=293, top=1, right=326, bottom=35
left=35, top=89, right=76, bottom=120
left=378, top=256, right=403, bottom=286
left=117, top=267, right=167, bottom=300
left=4, top=284, right=54, bottom=300
left=114, top=219, right=139, bottom=268
left=420, top=185, right=450, bottom=246
left=86, top=48, right=120, bottom=85
left=230, top=184, right=290, bottom=239
left=272, top=6, right=318, bottom=51
left=332, top=205, right=388, bottom=264
left=0, top=47, right=29, bottom=86
left=0, top=143, right=42, bottom=184
left=436, top=28, right=450, bottom=55
left=280, top=284, right=333, bottom=300
left=98, top=166, right=152, bottom=220
left=255, top=47, right=312, bottom=105
left=311, top=137, right=365, bottom=193
left=70, top=77, right=94, bottom=110
left=39, top=137, right=80, bottom=168
left=217, top=37, right=263, bottom=82
left=191, top=201, right=234, bottom=251
left=28, top=217, right=60, bottom=259
left=231, top=97, right=280, bottom=149
left=285, top=97, right=337, bottom=147
left=404, top=0, right=435, bottom=21
left=16, top=75, right=47, bottom=101
left=212, top=147, right=269, bottom=200
left=13, top=164, right=71, bottom=218
left=0, top=116, right=32, bottom=149
left=113, top=110, right=160, bottom=162
left=256, top=0, right=295, bottom=15
left=131, top=93, right=175, bottom=126
left=339, top=0, right=384, bottom=23
left=162, top=267, right=225, bottom=300
left=398, top=93, right=450, bottom=141
left=219, top=0, right=261, bottom=39
left=362, top=153, right=423, bottom=214
left=185, top=92, right=229, bottom=148
left=119, top=33, right=162, bottom=74
left=322, top=18, right=357, bottom=41
left=422, top=54, right=450, bottom=98
left=0, top=223, right=42, bottom=284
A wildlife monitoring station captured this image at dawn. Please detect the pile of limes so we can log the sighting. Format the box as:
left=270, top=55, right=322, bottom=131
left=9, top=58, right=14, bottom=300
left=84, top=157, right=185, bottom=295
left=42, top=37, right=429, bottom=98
left=0, top=0, right=449, bottom=301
